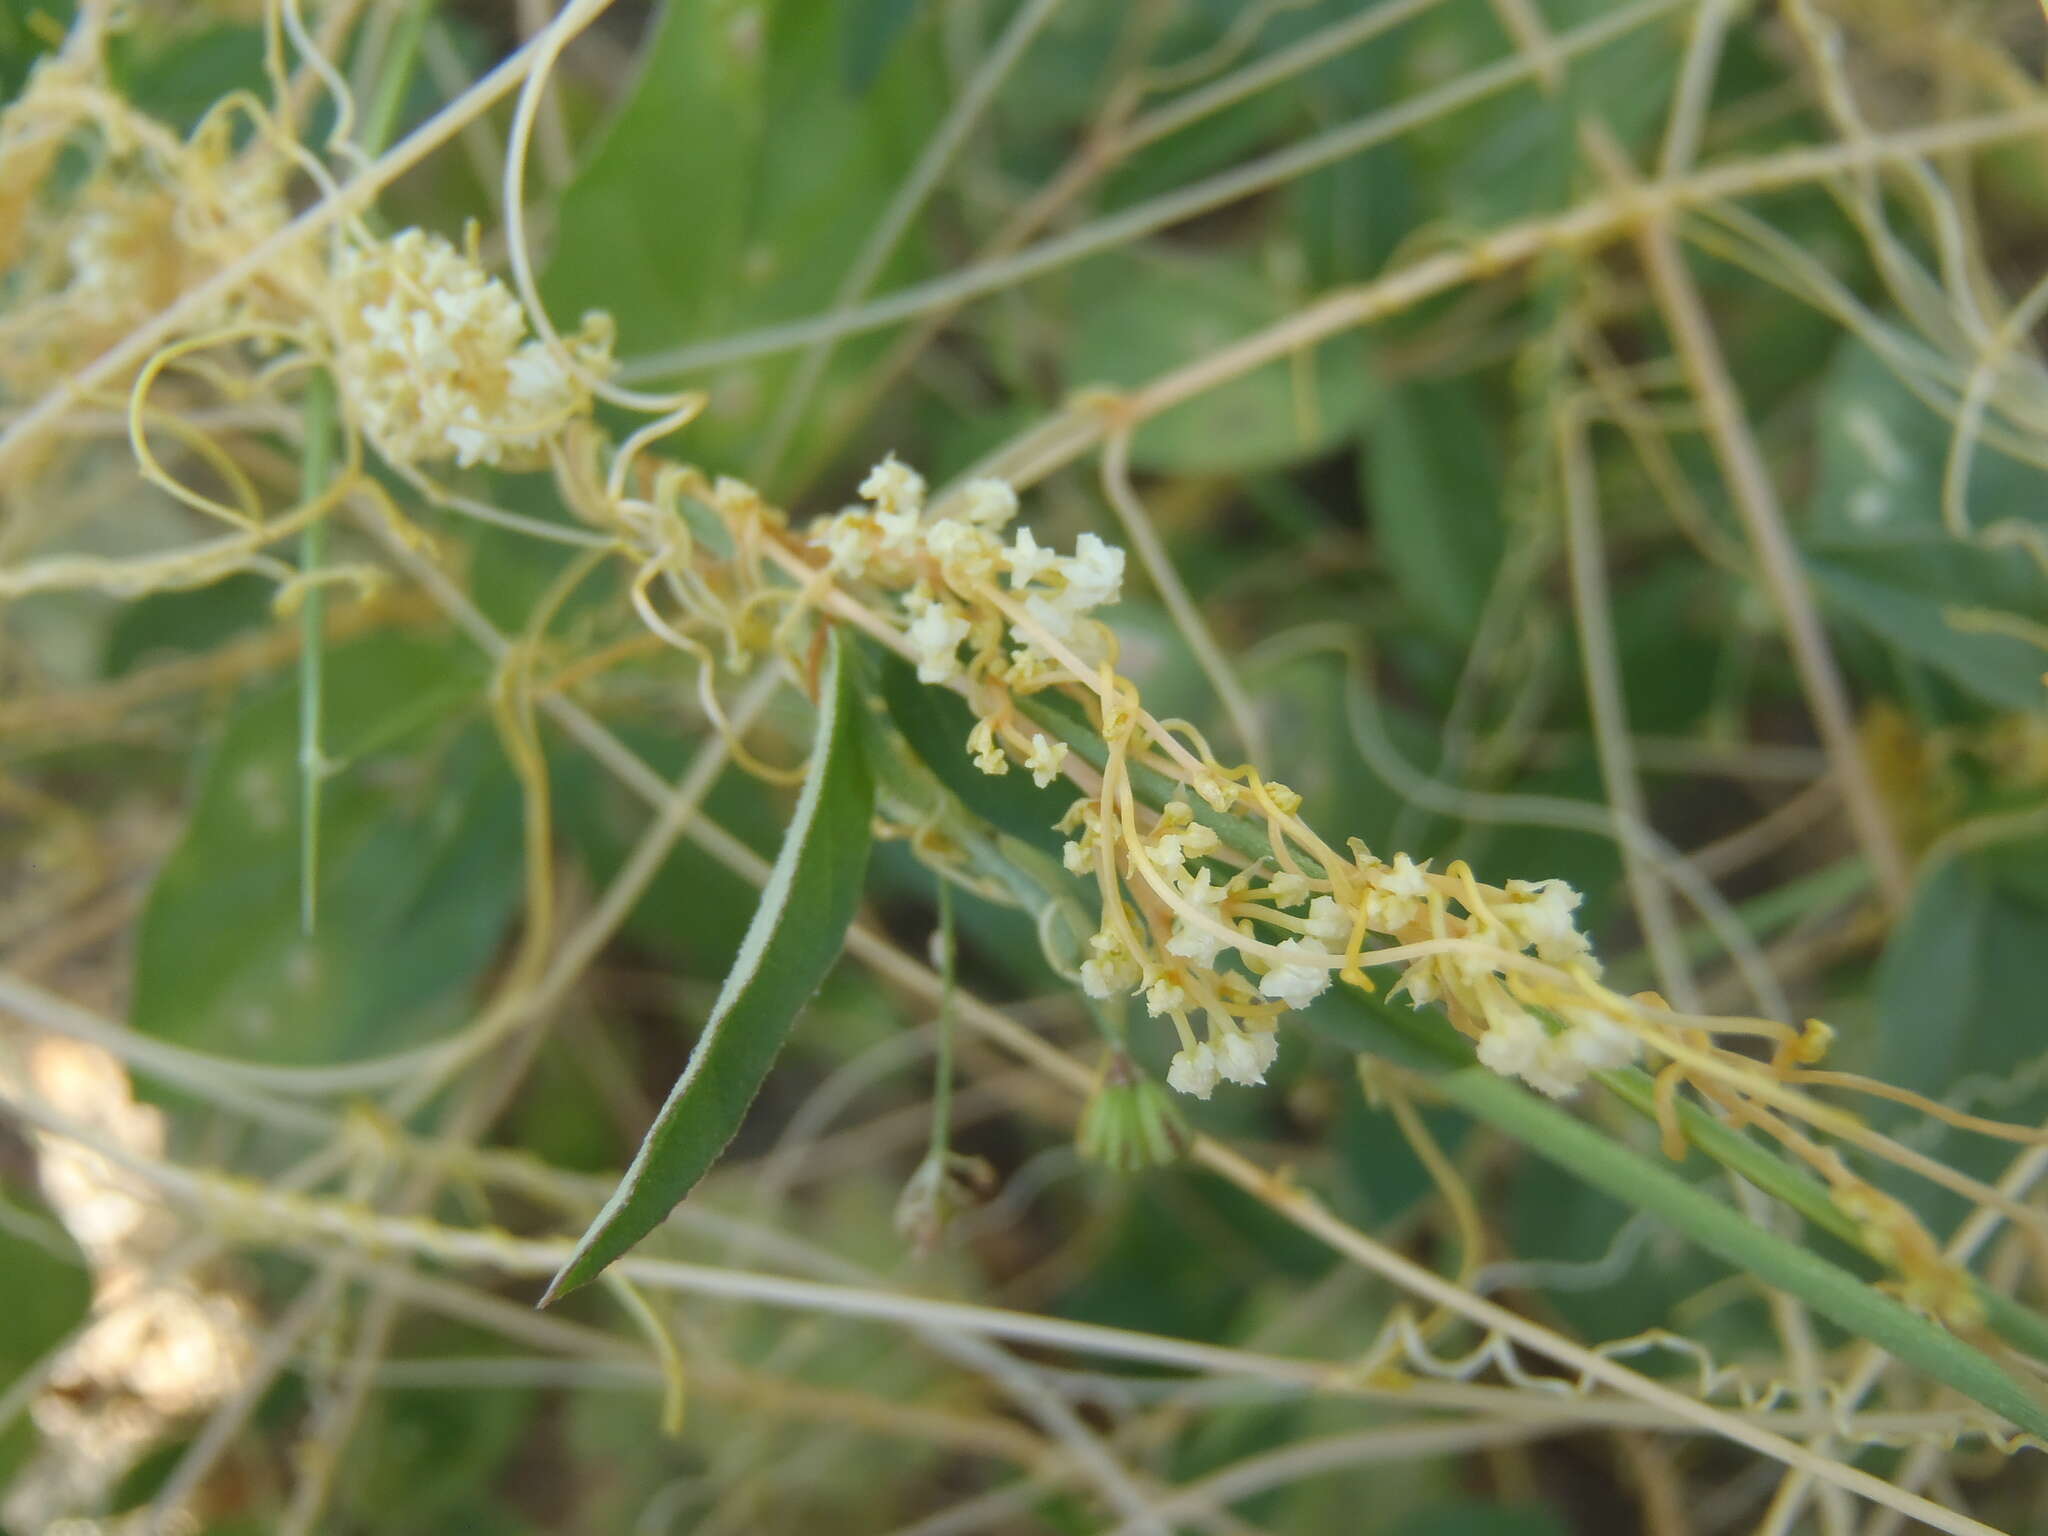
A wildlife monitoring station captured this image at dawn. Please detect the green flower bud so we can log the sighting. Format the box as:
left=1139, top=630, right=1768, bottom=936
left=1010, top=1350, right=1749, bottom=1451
left=1078, top=1052, right=1189, bottom=1173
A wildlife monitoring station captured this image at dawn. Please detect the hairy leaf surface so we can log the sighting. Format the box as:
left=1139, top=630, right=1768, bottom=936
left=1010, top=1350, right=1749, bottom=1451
left=544, top=630, right=874, bottom=1301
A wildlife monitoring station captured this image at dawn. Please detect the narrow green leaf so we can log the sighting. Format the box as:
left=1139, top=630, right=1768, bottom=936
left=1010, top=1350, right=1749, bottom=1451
left=542, top=630, right=875, bottom=1303
left=1308, top=991, right=2048, bottom=1439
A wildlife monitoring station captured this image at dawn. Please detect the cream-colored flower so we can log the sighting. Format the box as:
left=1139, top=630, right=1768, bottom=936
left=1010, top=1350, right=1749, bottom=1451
left=1214, top=1026, right=1279, bottom=1086
left=905, top=597, right=971, bottom=684
left=1023, top=732, right=1068, bottom=788
left=1167, top=1043, right=1220, bottom=1099
left=967, top=718, right=1009, bottom=776
left=1144, top=974, right=1187, bottom=1017
left=957, top=477, right=1019, bottom=528
left=1257, top=937, right=1330, bottom=1009
left=329, top=228, right=612, bottom=470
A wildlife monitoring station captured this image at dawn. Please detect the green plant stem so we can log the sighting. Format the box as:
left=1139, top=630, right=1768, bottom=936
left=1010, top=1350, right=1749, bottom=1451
left=296, top=369, right=337, bottom=935
left=1311, top=993, right=2048, bottom=1438
left=930, top=877, right=957, bottom=1164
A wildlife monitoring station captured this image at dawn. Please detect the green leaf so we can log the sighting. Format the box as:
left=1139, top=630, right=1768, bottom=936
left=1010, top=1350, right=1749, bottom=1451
left=873, top=646, right=1068, bottom=854
left=1362, top=373, right=1504, bottom=642
left=1876, top=839, right=2048, bottom=1097
left=542, top=0, right=763, bottom=362
left=0, top=1182, right=90, bottom=1486
left=101, top=573, right=272, bottom=676
left=543, top=628, right=876, bottom=1301
left=1067, top=249, right=1378, bottom=473
left=841, top=0, right=921, bottom=92
left=1808, top=550, right=2048, bottom=713
left=131, top=633, right=517, bottom=1071
left=109, top=19, right=267, bottom=134
left=544, top=0, right=939, bottom=467
left=1810, top=334, right=2048, bottom=546
left=1805, top=332, right=2048, bottom=710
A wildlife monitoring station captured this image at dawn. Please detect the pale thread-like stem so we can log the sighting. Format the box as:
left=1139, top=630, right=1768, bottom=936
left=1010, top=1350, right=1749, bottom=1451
left=1570, top=131, right=1914, bottom=915
left=1100, top=429, right=1268, bottom=763
left=751, top=0, right=1070, bottom=485
left=0, top=0, right=622, bottom=482
left=1557, top=409, right=1700, bottom=1012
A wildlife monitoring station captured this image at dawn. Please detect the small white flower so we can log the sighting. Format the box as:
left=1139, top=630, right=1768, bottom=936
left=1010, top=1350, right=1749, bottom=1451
left=814, top=513, right=877, bottom=577
left=1005, top=526, right=1058, bottom=587
left=445, top=420, right=494, bottom=468
left=1061, top=532, right=1125, bottom=609
left=958, top=477, right=1019, bottom=528
left=1500, top=878, right=1591, bottom=964
left=1078, top=959, right=1119, bottom=999
left=1019, top=591, right=1078, bottom=645
left=906, top=599, right=972, bottom=684
left=1062, top=838, right=1093, bottom=874
left=966, top=718, right=1008, bottom=775
left=1364, top=852, right=1433, bottom=932
left=504, top=344, right=568, bottom=404
left=1166, top=1043, right=1220, bottom=1099
left=1080, top=929, right=1139, bottom=999
left=1257, top=938, right=1331, bottom=1009
left=1166, top=921, right=1226, bottom=968
left=1214, top=1028, right=1277, bottom=1086
left=1268, top=870, right=1312, bottom=908
left=1004, top=644, right=1055, bottom=689
left=1561, top=1007, right=1638, bottom=1073
left=924, top=518, right=1000, bottom=584
left=875, top=505, right=923, bottom=551
left=1475, top=1005, right=1545, bottom=1079
left=1144, top=975, right=1186, bottom=1017
left=1304, top=895, right=1352, bottom=948
left=1179, top=867, right=1228, bottom=908
left=1396, top=956, right=1446, bottom=1007
left=860, top=453, right=926, bottom=515
left=1022, top=733, right=1068, bottom=788
left=1386, top=853, right=1431, bottom=900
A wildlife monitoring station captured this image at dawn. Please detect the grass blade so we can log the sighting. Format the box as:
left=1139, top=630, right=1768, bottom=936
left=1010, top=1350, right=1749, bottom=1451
left=1310, top=992, right=2048, bottom=1439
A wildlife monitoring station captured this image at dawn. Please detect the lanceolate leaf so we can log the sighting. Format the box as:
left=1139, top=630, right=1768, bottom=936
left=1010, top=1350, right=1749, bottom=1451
left=542, top=631, right=875, bottom=1303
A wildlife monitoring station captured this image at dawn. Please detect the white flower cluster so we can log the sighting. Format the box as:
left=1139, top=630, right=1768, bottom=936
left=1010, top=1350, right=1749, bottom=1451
left=808, top=455, right=1633, bottom=1108
left=328, top=228, right=614, bottom=470
left=1394, top=876, right=1635, bottom=1098
left=1075, top=793, right=1632, bottom=1101
left=809, top=454, right=1125, bottom=700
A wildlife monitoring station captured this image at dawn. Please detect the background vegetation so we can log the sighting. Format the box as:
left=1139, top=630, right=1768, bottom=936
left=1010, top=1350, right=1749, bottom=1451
left=4, top=0, right=2048, bottom=1532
